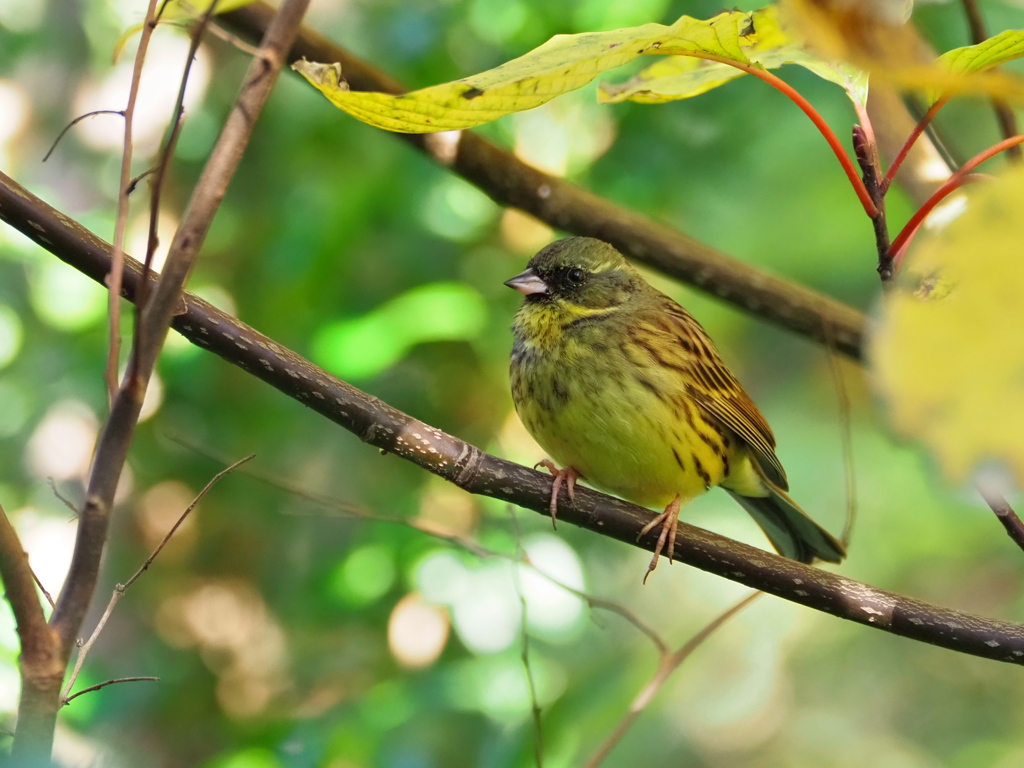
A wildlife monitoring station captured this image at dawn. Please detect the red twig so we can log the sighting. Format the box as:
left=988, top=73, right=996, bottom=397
left=883, top=97, right=948, bottom=192
left=889, top=133, right=1024, bottom=264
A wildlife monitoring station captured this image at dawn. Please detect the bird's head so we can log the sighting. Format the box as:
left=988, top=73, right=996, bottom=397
left=504, top=237, right=642, bottom=314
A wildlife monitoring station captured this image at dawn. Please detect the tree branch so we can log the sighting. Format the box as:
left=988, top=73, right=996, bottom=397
left=219, top=2, right=868, bottom=361
left=4, top=173, right=1024, bottom=666
left=0, top=505, right=62, bottom=762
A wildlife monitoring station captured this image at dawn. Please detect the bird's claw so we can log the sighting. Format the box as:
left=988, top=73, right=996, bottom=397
left=637, top=495, right=682, bottom=584
left=536, top=460, right=580, bottom=530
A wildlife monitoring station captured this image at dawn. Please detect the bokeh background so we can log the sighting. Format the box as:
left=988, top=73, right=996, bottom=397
left=2, top=0, right=1024, bottom=766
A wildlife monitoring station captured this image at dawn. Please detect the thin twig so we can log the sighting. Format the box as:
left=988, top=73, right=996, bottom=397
left=852, top=125, right=892, bottom=280
left=169, top=436, right=670, bottom=653
left=132, top=0, right=219, bottom=368
left=977, top=484, right=1024, bottom=554
left=124, top=454, right=253, bottom=591
left=60, top=590, right=124, bottom=705
left=105, top=0, right=162, bottom=406
left=509, top=506, right=544, bottom=768
left=60, top=455, right=252, bottom=704
left=883, top=97, right=948, bottom=192
left=889, top=133, right=1024, bottom=264
left=30, top=567, right=56, bottom=611
left=63, top=677, right=160, bottom=705
left=42, top=110, right=125, bottom=163
left=583, top=592, right=762, bottom=768
left=46, top=477, right=80, bottom=517
left=823, top=324, right=857, bottom=549
left=961, top=0, right=1021, bottom=162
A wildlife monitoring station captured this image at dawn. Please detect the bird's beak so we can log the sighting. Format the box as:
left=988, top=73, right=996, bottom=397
left=504, top=269, right=549, bottom=296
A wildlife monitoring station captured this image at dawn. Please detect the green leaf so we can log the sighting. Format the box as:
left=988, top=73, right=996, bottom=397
left=926, top=29, right=1024, bottom=104
left=939, top=29, right=1024, bottom=76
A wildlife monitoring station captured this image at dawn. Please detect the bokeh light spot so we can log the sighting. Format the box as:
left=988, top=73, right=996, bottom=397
left=27, top=400, right=98, bottom=481
left=0, top=304, right=23, bottom=369
left=29, top=259, right=106, bottom=332
left=0, top=379, right=31, bottom=437
left=387, top=592, right=450, bottom=669
left=313, top=282, right=487, bottom=379
left=330, top=543, right=396, bottom=606
left=419, top=176, right=499, bottom=241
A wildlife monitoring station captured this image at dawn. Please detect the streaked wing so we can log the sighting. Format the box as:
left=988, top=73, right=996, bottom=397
left=659, top=302, right=789, bottom=490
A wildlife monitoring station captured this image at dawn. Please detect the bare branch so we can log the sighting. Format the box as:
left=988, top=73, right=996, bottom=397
left=509, top=506, right=544, bottom=768
left=122, top=454, right=254, bottom=591
left=106, top=0, right=161, bottom=404
left=977, top=484, right=1024, bottom=554
left=584, top=592, right=761, bottom=768
left=5, top=183, right=1024, bottom=666
left=171, top=438, right=670, bottom=653
left=220, top=2, right=867, bottom=361
left=42, top=110, right=125, bottom=163
left=63, top=677, right=160, bottom=705
left=61, top=455, right=251, bottom=704
left=46, top=477, right=80, bottom=518
left=29, top=568, right=55, bottom=612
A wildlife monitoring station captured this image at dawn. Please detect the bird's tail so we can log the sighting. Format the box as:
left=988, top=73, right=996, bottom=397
left=725, top=468, right=845, bottom=564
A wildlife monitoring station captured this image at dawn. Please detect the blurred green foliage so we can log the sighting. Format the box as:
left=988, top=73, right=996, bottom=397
left=1, top=1, right=1024, bottom=767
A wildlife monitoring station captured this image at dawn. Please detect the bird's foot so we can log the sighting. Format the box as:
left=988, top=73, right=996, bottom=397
left=637, top=494, right=682, bottom=584
left=535, top=460, right=581, bottom=530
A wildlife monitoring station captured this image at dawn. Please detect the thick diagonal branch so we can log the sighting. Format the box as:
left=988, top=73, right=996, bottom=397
left=220, top=3, right=867, bottom=361
left=4, top=172, right=1024, bottom=666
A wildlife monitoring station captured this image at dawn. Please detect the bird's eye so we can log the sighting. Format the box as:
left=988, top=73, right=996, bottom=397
left=566, top=268, right=586, bottom=285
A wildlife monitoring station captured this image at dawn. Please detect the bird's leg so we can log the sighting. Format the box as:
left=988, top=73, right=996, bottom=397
left=535, top=460, right=581, bottom=530
left=638, top=494, right=682, bottom=584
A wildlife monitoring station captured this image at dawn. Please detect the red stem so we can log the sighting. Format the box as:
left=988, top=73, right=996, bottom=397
left=883, top=96, right=948, bottom=192
left=687, top=53, right=878, bottom=218
left=889, top=133, right=1024, bottom=262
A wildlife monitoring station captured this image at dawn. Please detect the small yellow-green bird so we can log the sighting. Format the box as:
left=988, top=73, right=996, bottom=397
left=506, top=237, right=845, bottom=579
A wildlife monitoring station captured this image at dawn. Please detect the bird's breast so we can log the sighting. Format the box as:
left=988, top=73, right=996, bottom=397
left=510, top=325, right=730, bottom=508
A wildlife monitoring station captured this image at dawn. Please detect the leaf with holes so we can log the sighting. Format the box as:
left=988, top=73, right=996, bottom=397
left=293, top=9, right=777, bottom=134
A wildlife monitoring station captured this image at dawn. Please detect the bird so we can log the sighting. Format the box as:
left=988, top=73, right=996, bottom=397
left=505, top=236, right=845, bottom=580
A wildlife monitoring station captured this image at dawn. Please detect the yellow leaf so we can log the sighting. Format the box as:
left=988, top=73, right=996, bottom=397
left=871, top=166, right=1024, bottom=486
left=600, top=4, right=868, bottom=111
left=293, top=22, right=676, bottom=133
left=781, top=0, right=1024, bottom=104
left=293, top=9, right=781, bottom=134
